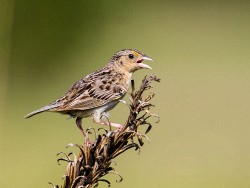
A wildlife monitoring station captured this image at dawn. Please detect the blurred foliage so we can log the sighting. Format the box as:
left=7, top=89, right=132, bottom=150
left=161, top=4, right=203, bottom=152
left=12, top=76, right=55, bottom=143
left=1, top=0, right=250, bottom=188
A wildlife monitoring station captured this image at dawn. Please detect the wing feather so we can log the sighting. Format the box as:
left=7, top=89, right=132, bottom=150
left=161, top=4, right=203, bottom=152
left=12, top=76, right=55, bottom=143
left=54, top=70, right=128, bottom=112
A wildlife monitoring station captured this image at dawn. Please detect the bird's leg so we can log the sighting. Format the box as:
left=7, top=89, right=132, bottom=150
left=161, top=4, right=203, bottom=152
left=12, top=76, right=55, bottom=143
left=75, top=117, right=86, bottom=137
left=94, top=114, right=123, bottom=130
left=96, top=121, right=123, bottom=130
left=75, top=117, right=92, bottom=145
left=102, top=122, right=123, bottom=129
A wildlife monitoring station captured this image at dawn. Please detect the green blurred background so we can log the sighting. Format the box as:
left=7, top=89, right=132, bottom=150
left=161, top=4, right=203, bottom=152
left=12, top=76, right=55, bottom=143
left=1, top=0, right=250, bottom=187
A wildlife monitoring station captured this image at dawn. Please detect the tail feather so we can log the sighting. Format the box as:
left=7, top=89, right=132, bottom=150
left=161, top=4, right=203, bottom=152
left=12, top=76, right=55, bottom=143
left=25, top=103, right=61, bottom=118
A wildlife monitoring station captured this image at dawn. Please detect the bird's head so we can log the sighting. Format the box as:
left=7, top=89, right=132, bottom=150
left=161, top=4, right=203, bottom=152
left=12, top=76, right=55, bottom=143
left=110, top=49, right=153, bottom=73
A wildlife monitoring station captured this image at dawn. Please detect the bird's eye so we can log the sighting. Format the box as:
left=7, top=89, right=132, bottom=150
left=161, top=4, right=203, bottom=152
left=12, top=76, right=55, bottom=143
left=128, top=54, right=134, bottom=59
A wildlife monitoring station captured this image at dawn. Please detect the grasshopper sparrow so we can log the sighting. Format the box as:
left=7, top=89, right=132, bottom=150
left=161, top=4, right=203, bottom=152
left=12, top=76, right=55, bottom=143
left=25, top=49, right=153, bottom=136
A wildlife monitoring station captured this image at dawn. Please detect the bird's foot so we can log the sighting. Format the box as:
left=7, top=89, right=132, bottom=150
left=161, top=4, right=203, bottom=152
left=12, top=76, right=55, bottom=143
left=80, top=129, right=92, bottom=146
left=99, top=121, right=123, bottom=130
left=84, top=137, right=92, bottom=147
left=110, top=122, right=123, bottom=130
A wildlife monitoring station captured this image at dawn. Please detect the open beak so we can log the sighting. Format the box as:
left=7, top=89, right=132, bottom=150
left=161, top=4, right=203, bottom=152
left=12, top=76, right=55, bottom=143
left=137, top=55, right=153, bottom=69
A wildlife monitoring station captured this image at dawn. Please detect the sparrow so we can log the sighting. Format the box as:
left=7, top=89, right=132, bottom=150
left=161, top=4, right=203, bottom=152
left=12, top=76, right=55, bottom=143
left=25, top=49, right=153, bottom=136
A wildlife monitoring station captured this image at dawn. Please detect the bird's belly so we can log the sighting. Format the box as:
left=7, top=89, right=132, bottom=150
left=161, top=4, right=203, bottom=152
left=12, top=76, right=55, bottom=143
left=67, top=100, right=120, bottom=118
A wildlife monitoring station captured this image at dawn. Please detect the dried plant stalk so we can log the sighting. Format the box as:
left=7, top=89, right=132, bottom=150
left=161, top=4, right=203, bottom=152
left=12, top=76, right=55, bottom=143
left=51, top=75, right=160, bottom=188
